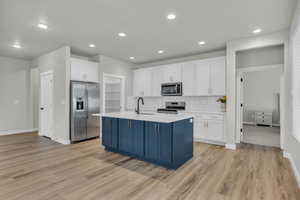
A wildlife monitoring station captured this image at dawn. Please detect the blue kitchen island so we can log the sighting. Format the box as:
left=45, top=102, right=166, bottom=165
left=100, top=112, right=194, bottom=169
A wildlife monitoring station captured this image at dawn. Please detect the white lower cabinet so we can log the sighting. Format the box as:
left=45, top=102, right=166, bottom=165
left=193, top=113, right=225, bottom=144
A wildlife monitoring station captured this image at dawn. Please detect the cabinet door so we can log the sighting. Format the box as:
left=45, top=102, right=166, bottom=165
left=71, top=58, right=99, bottom=82
left=133, top=70, right=144, bottom=97
left=119, top=119, right=144, bottom=156
left=143, top=68, right=152, bottom=97
left=195, top=119, right=208, bottom=140
left=207, top=120, right=224, bottom=142
left=131, top=120, right=144, bottom=156
left=145, top=122, right=159, bottom=160
left=163, top=64, right=182, bottom=83
left=210, top=57, right=226, bottom=95
left=145, top=122, right=172, bottom=164
left=102, top=117, right=118, bottom=148
left=182, top=62, right=195, bottom=96
left=119, top=119, right=132, bottom=153
left=195, top=61, right=210, bottom=96
left=157, top=123, right=172, bottom=164
left=151, top=67, right=163, bottom=96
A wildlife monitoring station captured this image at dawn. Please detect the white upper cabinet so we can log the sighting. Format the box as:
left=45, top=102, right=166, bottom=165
left=182, top=61, right=196, bottom=96
left=133, top=56, right=226, bottom=97
left=195, top=60, right=210, bottom=96
left=143, top=68, right=152, bottom=96
left=162, top=64, right=182, bottom=83
left=151, top=67, right=163, bottom=96
left=133, top=68, right=153, bottom=97
left=133, top=69, right=145, bottom=97
left=71, top=58, right=99, bottom=82
left=210, top=57, right=226, bottom=95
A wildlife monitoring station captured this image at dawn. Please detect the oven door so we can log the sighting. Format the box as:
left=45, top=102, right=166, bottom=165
left=161, top=82, right=182, bottom=96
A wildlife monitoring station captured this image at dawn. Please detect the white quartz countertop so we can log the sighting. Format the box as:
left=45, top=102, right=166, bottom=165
left=92, top=112, right=194, bottom=123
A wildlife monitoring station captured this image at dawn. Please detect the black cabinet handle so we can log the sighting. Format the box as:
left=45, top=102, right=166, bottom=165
left=40, top=107, right=44, bottom=110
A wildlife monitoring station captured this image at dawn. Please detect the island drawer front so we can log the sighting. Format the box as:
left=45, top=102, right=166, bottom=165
left=173, top=118, right=194, bottom=166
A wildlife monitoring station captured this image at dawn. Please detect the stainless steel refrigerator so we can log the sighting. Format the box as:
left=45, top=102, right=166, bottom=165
left=70, top=81, right=100, bottom=142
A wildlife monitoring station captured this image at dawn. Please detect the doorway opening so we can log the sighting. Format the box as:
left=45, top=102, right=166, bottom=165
left=237, top=65, right=283, bottom=148
left=103, top=73, right=125, bottom=113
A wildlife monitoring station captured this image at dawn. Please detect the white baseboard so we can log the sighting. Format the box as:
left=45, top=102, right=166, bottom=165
left=243, top=122, right=280, bottom=127
left=283, top=151, right=300, bottom=188
left=225, top=143, right=237, bottom=150
left=243, top=121, right=255, bottom=125
left=0, top=128, right=38, bottom=136
left=194, top=138, right=225, bottom=146
left=53, top=138, right=70, bottom=145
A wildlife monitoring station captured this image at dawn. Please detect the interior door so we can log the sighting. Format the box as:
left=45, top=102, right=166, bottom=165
left=104, top=76, right=122, bottom=112
left=40, top=72, right=53, bottom=138
left=87, top=83, right=100, bottom=138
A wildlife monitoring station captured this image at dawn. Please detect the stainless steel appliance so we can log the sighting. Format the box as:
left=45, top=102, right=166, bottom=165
left=161, top=82, right=182, bottom=96
left=157, top=101, right=186, bottom=114
left=70, top=81, right=100, bottom=142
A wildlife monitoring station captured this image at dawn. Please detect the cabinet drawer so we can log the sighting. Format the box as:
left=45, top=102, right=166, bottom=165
left=256, top=118, right=272, bottom=124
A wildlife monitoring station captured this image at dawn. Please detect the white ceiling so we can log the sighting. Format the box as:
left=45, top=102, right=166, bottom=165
left=0, top=0, right=296, bottom=64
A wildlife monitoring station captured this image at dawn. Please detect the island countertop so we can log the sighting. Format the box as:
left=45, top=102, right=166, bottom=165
left=92, top=112, right=194, bottom=123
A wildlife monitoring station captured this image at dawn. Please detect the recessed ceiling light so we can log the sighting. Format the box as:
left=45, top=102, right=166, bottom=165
left=198, top=41, right=206, bottom=45
left=37, top=23, right=48, bottom=30
left=118, top=32, right=127, bottom=37
left=12, top=43, right=22, bottom=49
left=129, top=56, right=135, bottom=60
left=89, top=44, right=96, bottom=48
left=158, top=50, right=164, bottom=54
left=167, top=13, right=176, bottom=20
left=253, top=28, right=262, bottom=34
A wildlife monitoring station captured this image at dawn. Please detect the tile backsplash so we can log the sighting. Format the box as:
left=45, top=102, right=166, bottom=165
left=127, top=96, right=223, bottom=112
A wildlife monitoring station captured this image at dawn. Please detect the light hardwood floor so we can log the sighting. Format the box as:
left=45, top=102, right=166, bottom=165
left=0, top=133, right=299, bottom=200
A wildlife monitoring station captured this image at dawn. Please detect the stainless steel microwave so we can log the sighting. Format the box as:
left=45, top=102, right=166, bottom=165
left=161, top=82, right=183, bottom=96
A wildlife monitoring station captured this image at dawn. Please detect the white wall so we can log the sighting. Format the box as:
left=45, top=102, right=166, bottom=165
left=286, top=0, right=300, bottom=185
left=32, top=46, right=71, bottom=144
left=243, top=68, right=281, bottom=124
left=0, top=56, right=38, bottom=134
left=138, top=50, right=225, bottom=69
left=237, top=45, right=284, bottom=67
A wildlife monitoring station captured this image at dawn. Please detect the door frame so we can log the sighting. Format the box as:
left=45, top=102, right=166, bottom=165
left=102, top=73, right=125, bottom=113
left=236, top=64, right=284, bottom=149
left=39, top=70, right=54, bottom=139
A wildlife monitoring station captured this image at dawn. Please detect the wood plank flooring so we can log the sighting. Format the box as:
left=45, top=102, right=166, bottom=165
left=0, top=132, right=299, bottom=200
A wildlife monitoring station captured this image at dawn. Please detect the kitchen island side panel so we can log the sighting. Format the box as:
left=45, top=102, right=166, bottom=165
left=172, top=118, right=194, bottom=168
